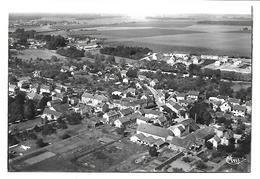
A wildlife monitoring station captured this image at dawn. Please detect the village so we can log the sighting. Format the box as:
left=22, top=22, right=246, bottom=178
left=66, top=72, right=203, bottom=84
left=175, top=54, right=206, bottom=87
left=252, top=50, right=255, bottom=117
left=8, top=26, right=252, bottom=172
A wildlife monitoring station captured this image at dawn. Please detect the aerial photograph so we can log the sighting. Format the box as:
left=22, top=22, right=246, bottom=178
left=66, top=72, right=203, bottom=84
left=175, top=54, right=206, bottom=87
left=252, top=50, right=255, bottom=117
left=8, top=1, right=252, bottom=173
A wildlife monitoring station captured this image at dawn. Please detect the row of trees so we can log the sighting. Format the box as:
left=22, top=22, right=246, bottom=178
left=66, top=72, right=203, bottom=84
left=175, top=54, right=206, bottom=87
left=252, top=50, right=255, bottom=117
left=56, top=46, right=85, bottom=58
left=100, top=45, right=151, bottom=60
left=11, top=28, right=68, bottom=50
left=139, top=60, right=188, bottom=74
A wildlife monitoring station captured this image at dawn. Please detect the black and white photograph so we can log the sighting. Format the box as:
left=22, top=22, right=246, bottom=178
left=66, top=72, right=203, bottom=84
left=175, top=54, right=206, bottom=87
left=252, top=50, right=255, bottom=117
left=3, top=0, right=258, bottom=175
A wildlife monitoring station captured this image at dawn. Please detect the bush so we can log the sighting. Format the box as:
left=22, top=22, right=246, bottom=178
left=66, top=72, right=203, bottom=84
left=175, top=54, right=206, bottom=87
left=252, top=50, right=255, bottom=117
left=28, top=132, right=38, bottom=140
left=36, top=138, right=49, bottom=148
left=60, top=133, right=71, bottom=140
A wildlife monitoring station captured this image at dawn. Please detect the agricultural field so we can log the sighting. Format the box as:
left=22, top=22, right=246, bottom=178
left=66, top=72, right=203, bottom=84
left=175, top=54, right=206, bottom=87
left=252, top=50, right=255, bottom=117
left=86, top=21, right=252, bottom=57
left=12, top=49, right=68, bottom=61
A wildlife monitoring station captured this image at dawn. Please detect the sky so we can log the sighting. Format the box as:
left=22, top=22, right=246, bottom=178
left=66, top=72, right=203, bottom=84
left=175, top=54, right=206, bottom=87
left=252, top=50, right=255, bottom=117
left=8, top=0, right=252, bottom=18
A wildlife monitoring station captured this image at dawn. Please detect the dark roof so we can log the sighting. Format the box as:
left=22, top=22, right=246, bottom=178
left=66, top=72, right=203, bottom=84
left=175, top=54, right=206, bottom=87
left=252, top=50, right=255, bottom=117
left=105, top=110, right=120, bottom=117
left=142, top=109, right=163, bottom=116
left=233, top=105, right=247, bottom=112
left=120, top=107, right=134, bottom=116
left=137, top=123, right=172, bottom=139
left=187, top=91, right=199, bottom=96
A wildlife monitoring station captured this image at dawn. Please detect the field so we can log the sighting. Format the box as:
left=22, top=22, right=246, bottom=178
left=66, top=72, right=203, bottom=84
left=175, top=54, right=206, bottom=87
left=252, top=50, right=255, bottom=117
left=89, top=21, right=252, bottom=57
left=12, top=49, right=68, bottom=61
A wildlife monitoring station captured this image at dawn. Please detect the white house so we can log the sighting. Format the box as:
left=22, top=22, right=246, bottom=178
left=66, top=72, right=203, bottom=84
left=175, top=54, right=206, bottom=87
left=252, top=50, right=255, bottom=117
left=208, top=135, right=221, bottom=148
left=220, top=102, right=232, bottom=112
left=232, top=105, right=247, bottom=117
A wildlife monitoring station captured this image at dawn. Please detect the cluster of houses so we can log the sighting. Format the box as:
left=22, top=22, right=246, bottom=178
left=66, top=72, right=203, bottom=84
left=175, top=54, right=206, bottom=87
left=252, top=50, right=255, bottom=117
left=208, top=95, right=251, bottom=117
left=8, top=54, right=251, bottom=158
left=140, top=52, right=251, bottom=75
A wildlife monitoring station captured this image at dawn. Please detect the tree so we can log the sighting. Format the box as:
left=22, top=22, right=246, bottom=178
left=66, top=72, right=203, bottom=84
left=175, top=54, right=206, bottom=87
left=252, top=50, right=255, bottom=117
left=36, top=138, right=49, bottom=148
left=148, top=146, right=158, bottom=157
left=105, top=55, right=115, bottom=64
left=42, top=123, right=56, bottom=136
left=126, top=68, right=138, bottom=78
left=205, top=141, right=213, bottom=150
left=119, top=58, right=127, bottom=69
left=66, top=112, right=83, bottom=125
left=24, top=99, right=35, bottom=120
left=60, top=132, right=71, bottom=140
left=8, top=101, right=24, bottom=123
left=196, top=161, right=208, bottom=170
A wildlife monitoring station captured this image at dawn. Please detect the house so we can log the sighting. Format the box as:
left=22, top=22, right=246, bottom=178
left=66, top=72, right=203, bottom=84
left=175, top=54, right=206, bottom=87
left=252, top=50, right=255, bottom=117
left=27, top=92, right=43, bottom=103
left=130, top=133, right=146, bottom=144
left=119, top=107, right=134, bottom=117
left=137, top=123, right=173, bottom=142
left=191, top=56, right=201, bottom=64
left=245, top=100, right=252, bottom=114
left=127, top=88, right=136, bottom=96
left=176, top=93, right=186, bottom=101
left=9, top=84, right=19, bottom=94
left=73, top=103, right=93, bottom=115
left=123, top=78, right=129, bottom=84
left=41, top=108, right=62, bottom=121
left=114, top=117, right=131, bottom=128
left=81, top=92, right=108, bottom=106
left=153, top=116, right=167, bottom=126
left=52, top=103, right=71, bottom=114
left=47, top=99, right=62, bottom=107
left=52, top=93, right=67, bottom=103
left=217, top=95, right=228, bottom=103
left=208, top=135, right=221, bottom=148
left=68, top=96, right=79, bottom=106
left=40, top=84, right=52, bottom=94
left=121, top=70, right=127, bottom=78
left=220, top=101, right=232, bottom=112
left=30, top=83, right=40, bottom=93
left=228, top=98, right=241, bottom=106
left=210, top=100, right=222, bottom=111
left=186, top=91, right=199, bottom=101
left=150, top=79, right=158, bottom=87
left=232, top=105, right=247, bottom=117
left=168, top=124, right=186, bottom=137
left=166, top=101, right=185, bottom=116
left=178, top=99, right=193, bottom=107
left=168, top=127, right=214, bottom=152
left=141, top=109, right=163, bottom=119
left=54, top=86, right=64, bottom=94
left=136, top=116, right=151, bottom=125
left=212, top=124, right=225, bottom=138
left=103, top=111, right=121, bottom=124
left=168, top=119, right=199, bottom=137
left=60, top=65, right=70, bottom=72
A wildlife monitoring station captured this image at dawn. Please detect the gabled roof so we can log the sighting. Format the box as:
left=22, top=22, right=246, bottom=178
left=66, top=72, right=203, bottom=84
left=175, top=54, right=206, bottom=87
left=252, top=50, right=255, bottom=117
left=233, top=105, right=247, bottom=112
left=212, top=135, right=221, bottom=143
left=41, top=84, right=51, bottom=91
left=120, top=107, right=134, bottom=116
left=187, top=91, right=199, bottom=96
left=245, top=100, right=252, bottom=106
left=117, top=117, right=131, bottom=124
left=176, top=92, right=186, bottom=98
left=142, top=109, right=163, bottom=116
left=135, top=133, right=146, bottom=140
left=52, top=103, right=70, bottom=113
left=105, top=110, right=120, bottom=117
left=137, top=123, right=172, bottom=139
left=217, top=95, right=228, bottom=100
left=43, top=108, right=62, bottom=118
left=167, top=101, right=184, bottom=111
